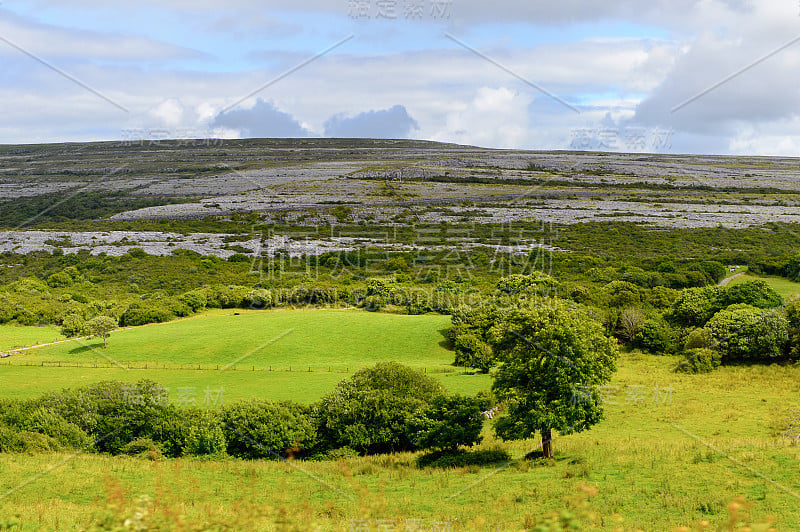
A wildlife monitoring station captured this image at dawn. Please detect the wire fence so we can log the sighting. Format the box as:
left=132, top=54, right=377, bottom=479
left=0, top=359, right=458, bottom=375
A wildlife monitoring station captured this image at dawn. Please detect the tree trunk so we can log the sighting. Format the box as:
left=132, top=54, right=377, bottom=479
left=103, top=335, right=108, bottom=348
left=541, top=427, right=553, bottom=459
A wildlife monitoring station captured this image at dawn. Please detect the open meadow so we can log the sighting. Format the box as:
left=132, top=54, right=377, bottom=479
left=1, top=319, right=799, bottom=529
left=2, top=311, right=800, bottom=529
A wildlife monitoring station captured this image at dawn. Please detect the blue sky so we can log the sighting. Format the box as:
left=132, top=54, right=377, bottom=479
left=1, top=0, right=799, bottom=155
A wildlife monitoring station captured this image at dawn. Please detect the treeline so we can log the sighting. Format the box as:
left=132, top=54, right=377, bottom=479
left=0, top=363, right=495, bottom=461
left=450, top=271, right=799, bottom=374
left=0, top=240, right=746, bottom=334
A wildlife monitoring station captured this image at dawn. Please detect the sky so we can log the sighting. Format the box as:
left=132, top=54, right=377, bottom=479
left=0, top=0, right=799, bottom=154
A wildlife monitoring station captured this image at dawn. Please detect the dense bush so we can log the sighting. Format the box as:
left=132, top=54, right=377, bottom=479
left=496, top=272, right=558, bottom=297
left=184, top=410, right=227, bottom=456
left=706, top=304, right=789, bottom=362
left=675, top=348, right=722, bottom=374
left=203, top=285, right=250, bottom=308
left=221, top=400, right=315, bottom=459
left=243, top=288, right=274, bottom=309
left=61, top=313, right=86, bottom=337
left=449, top=304, right=509, bottom=371
left=410, top=394, right=491, bottom=451
left=20, top=407, right=92, bottom=449
left=720, top=280, right=782, bottom=309
left=120, top=302, right=173, bottom=326
left=179, top=289, right=208, bottom=312
left=668, top=286, right=721, bottom=327
left=784, top=295, right=800, bottom=359
left=633, top=318, right=676, bottom=354
left=314, top=362, right=445, bottom=454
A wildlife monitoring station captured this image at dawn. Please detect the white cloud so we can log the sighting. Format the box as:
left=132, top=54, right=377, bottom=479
left=427, top=87, right=531, bottom=148
left=0, top=10, right=200, bottom=61
left=1, top=0, right=799, bottom=153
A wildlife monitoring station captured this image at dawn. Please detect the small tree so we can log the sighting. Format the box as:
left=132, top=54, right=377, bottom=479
left=61, top=314, right=86, bottom=338
left=490, top=304, right=618, bottom=458
left=84, top=316, right=117, bottom=348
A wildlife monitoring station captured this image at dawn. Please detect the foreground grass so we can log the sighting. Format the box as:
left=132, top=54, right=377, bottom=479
left=0, top=427, right=796, bottom=530
left=1, top=352, right=799, bottom=530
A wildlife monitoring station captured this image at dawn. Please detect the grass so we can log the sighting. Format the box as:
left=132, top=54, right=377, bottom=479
left=13, top=309, right=455, bottom=371
left=0, top=325, right=65, bottom=351
left=1, top=351, right=798, bottom=530
left=0, top=366, right=492, bottom=404
left=727, top=272, right=800, bottom=298
left=2, top=312, right=800, bottom=529
left=0, top=309, right=491, bottom=403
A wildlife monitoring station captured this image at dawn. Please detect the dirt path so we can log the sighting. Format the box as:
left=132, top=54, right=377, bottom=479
left=719, top=272, right=746, bottom=286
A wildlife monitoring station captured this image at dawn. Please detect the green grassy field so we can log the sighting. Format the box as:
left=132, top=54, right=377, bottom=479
left=0, top=309, right=492, bottom=404
left=13, top=309, right=454, bottom=370
left=1, top=351, right=798, bottom=530
left=0, top=325, right=65, bottom=351
left=0, top=365, right=492, bottom=404
left=2, top=310, right=800, bottom=530
left=727, top=272, right=800, bottom=297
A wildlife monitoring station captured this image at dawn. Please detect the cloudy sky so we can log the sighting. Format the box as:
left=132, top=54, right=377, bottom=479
left=1, top=0, right=799, bottom=154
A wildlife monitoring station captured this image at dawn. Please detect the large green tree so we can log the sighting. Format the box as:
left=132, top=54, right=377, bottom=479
left=490, top=304, right=618, bottom=458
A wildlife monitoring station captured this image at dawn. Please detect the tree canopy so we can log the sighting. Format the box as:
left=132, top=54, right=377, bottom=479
left=490, top=303, right=618, bottom=458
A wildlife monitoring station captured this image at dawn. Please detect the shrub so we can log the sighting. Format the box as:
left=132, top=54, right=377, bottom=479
left=204, top=285, right=250, bottom=308
left=325, top=446, right=360, bottom=460
left=684, top=327, right=717, bottom=350
left=38, top=380, right=172, bottom=455
left=119, top=303, right=173, bottom=326
left=675, top=348, right=722, bottom=374
left=668, top=286, right=721, bottom=327
left=0, top=424, right=20, bottom=452
left=706, top=304, right=789, bottom=362
left=179, top=289, right=208, bottom=312
left=633, top=318, right=676, bottom=354
left=698, top=260, right=726, bottom=284
left=121, top=437, right=163, bottom=459
left=784, top=295, right=800, bottom=359
left=61, top=313, right=86, bottom=337
left=496, top=272, right=558, bottom=297
left=453, top=332, right=493, bottom=371
left=721, top=280, right=782, bottom=309
left=46, top=270, right=74, bottom=288
left=603, top=280, right=641, bottom=308
left=221, top=401, right=315, bottom=459
left=243, top=289, right=273, bottom=310
left=410, top=394, right=491, bottom=451
left=12, top=431, right=61, bottom=453
left=314, top=362, right=444, bottom=454
left=365, top=277, right=396, bottom=297
left=184, top=410, right=226, bottom=456
left=21, top=407, right=92, bottom=449
left=361, top=295, right=384, bottom=312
